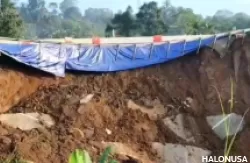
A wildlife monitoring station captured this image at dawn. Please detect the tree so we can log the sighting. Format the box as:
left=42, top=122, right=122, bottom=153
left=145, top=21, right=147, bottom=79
left=85, top=8, right=113, bottom=24
left=232, top=13, right=250, bottom=29
left=0, top=0, right=23, bottom=38
left=19, top=3, right=32, bottom=22
left=214, top=10, right=234, bottom=18
left=84, top=8, right=113, bottom=36
left=60, top=0, right=77, bottom=13
left=162, top=0, right=179, bottom=25
left=1, top=0, right=15, bottom=10
left=49, top=2, right=58, bottom=10
left=52, top=19, right=91, bottom=38
left=49, top=2, right=58, bottom=15
left=109, top=6, right=137, bottom=36
left=15, top=0, right=250, bottom=39
left=63, top=6, right=82, bottom=20
left=36, top=13, right=63, bottom=38
left=174, top=9, right=203, bottom=34
left=191, top=20, right=214, bottom=34
left=105, top=24, right=113, bottom=37
left=206, top=10, right=235, bottom=32
left=136, top=1, right=168, bottom=36
left=27, top=0, right=47, bottom=22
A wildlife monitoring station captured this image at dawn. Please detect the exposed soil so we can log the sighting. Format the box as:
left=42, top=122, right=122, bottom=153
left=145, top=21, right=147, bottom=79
left=0, top=55, right=62, bottom=113
left=0, top=38, right=250, bottom=163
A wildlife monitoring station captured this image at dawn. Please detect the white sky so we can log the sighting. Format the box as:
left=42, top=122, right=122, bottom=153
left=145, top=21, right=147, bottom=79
left=20, top=0, right=250, bottom=16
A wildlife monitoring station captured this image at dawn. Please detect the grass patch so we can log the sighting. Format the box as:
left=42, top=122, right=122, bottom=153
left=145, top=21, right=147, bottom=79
left=69, top=146, right=118, bottom=163
left=0, top=156, right=29, bottom=163
left=213, top=77, right=249, bottom=162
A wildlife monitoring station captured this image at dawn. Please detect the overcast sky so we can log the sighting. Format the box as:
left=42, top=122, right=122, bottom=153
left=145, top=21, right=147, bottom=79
left=20, top=0, right=250, bottom=16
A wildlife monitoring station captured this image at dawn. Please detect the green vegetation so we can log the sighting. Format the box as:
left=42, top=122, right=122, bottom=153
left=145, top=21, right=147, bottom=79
left=1, top=0, right=250, bottom=38
left=1, top=154, right=29, bottom=163
left=69, top=149, right=92, bottom=163
left=0, top=0, right=23, bottom=38
left=69, top=146, right=118, bottom=163
left=213, top=77, right=250, bottom=159
left=213, top=77, right=235, bottom=157
left=2, top=146, right=118, bottom=163
left=2, top=159, right=26, bottom=163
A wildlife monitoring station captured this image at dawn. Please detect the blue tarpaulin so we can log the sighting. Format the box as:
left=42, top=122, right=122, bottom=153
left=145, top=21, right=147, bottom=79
left=0, top=43, right=66, bottom=76
left=0, top=35, right=227, bottom=77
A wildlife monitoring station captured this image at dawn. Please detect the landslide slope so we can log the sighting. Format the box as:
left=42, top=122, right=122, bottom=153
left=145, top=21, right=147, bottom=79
left=0, top=38, right=249, bottom=162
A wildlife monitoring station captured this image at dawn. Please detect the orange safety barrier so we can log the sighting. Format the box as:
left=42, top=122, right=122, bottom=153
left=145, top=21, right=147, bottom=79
left=92, top=37, right=101, bottom=45
left=64, top=37, right=73, bottom=43
left=21, top=41, right=33, bottom=45
left=153, top=35, right=163, bottom=42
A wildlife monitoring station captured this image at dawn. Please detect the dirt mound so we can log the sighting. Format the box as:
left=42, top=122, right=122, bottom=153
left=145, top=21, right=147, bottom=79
left=0, top=38, right=250, bottom=162
left=0, top=54, right=65, bottom=113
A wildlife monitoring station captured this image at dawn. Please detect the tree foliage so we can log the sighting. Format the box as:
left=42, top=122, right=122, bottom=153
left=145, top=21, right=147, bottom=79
left=136, top=2, right=167, bottom=36
left=1, top=0, right=250, bottom=39
left=16, top=0, right=114, bottom=38
left=63, top=7, right=82, bottom=20
left=0, top=0, right=23, bottom=38
left=59, top=0, right=77, bottom=13
left=106, top=6, right=137, bottom=36
left=108, top=0, right=250, bottom=36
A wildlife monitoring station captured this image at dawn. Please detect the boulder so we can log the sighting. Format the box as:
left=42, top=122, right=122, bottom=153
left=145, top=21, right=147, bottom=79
left=152, top=143, right=211, bottom=163
left=206, top=113, right=244, bottom=139
left=0, top=113, right=54, bottom=131
left=163, top=114, right=196, bottom=142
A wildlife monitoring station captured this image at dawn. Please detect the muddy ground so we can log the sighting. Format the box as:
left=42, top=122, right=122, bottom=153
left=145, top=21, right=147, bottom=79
left=0, top=38, right=250, bottom=163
